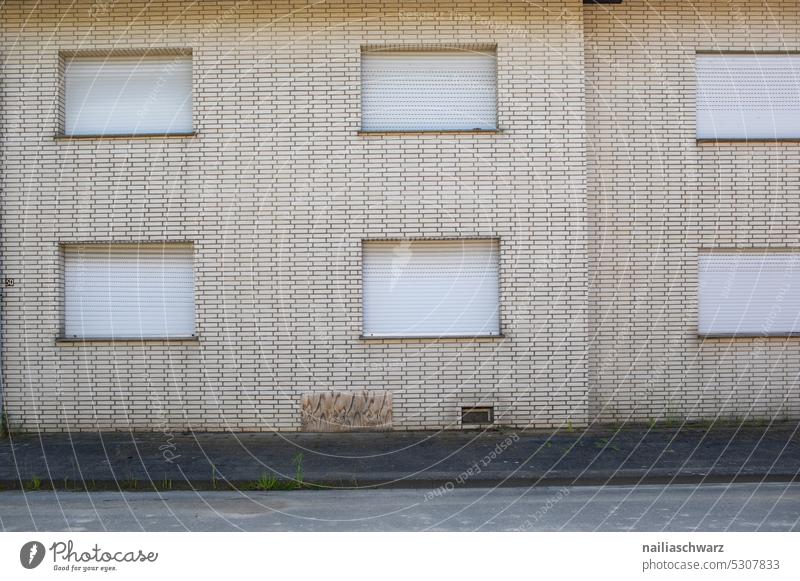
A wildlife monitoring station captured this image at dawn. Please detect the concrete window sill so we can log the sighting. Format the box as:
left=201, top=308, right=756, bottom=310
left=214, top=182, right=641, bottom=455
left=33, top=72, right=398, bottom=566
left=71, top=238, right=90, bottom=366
left=358, top=129, right=502, bottom=136
left=697, top=138, right=800, bottom=144
left=699, top=333, right=800, bottom=339
left=360, top=334, right=505, bottom=342
left=54, top=132, right=198, bottom=141
left=56, top=336, right=200, bottom=344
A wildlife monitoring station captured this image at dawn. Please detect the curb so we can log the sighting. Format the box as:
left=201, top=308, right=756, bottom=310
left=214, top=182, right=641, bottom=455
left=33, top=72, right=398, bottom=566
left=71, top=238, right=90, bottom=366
left=2, top=472, right=798, bottom=492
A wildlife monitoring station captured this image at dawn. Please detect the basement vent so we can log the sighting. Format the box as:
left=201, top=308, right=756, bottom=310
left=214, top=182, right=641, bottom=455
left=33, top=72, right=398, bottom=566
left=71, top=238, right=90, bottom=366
left=461, top=406, right=494, bottom=425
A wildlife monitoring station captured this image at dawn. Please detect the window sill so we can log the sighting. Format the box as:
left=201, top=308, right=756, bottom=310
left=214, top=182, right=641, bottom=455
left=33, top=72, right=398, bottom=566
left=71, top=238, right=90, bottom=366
left=360, top=334, right=505, bottom=342
left=358, top=129, right=502, bottom=136
left=54, top=132, right=198, bottom=141
left=56, top=336, right=199, bottom=344
left=699, top=333, right=800, bottom=339
left=697, top=138, right=800, bottom=144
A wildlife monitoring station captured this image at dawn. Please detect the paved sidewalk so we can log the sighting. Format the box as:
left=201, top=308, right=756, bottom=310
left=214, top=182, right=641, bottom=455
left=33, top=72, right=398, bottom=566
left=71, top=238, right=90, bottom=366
left=1, top=424, right=798, bottom=490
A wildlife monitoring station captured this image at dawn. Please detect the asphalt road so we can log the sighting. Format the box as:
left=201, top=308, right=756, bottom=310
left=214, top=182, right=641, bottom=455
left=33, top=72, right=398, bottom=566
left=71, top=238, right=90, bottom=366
left=0, top=482, right=798, bottom=532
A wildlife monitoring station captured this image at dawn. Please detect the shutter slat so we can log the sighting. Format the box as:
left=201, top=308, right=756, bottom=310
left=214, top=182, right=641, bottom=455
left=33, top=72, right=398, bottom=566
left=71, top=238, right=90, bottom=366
left=65, top=56, right=192, bottom=136
left=363, top=240, right=500, bottom=337
left=698, top=253, right=800, bottom=335
left=64, top=244, right=196, bottom=338
left=696, top=54, right=800, bottom=139
left=361, top=50, right=497, bottom=131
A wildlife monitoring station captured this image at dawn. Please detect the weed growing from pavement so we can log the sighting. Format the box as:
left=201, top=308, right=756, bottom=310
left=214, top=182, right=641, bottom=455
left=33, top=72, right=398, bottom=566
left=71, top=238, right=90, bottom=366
left=120, top=477, right=139, bottom=490
left=242, top=454, right=306, bottom=491
left=242, top=472, right=300, bottom=491
left=293, top=453, right=304, bottom=486
left=256, top=473, right=281, bottom=490
left=0, top=406, right=9, bottom=439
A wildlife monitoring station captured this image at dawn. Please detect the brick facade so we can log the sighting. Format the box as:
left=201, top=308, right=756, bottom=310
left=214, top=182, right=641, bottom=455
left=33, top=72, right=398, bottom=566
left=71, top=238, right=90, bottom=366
left=586, top=0, right=800, bottom=423
left=0, top=0, right=797, bottom=431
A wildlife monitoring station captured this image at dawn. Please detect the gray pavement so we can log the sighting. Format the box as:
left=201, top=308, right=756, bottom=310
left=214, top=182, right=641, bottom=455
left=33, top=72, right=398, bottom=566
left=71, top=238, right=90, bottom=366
left=0, top=483, right=798, bottom=531
left=1, top=424, right=799, bottom=490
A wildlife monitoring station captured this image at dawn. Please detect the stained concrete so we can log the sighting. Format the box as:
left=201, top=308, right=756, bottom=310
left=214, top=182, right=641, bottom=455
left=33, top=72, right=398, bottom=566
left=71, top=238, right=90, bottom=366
left=1, top=425, right=798, bottom=490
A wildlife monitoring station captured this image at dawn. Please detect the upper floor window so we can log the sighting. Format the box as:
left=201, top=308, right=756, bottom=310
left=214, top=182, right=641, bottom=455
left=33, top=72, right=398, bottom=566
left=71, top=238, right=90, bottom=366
left=62, top=54, right=192, bottom=136
left=361, top=48, right=497, bottom=132
left=696, top=53, right=800, bottom=139
left=63, top=243, right=196, bottom=339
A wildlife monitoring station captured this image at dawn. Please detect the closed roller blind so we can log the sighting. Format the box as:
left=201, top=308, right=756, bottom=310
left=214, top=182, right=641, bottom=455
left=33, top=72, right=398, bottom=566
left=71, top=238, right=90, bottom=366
left=64, top=56, right=192, bottom=136
left=696, top=54, right=800, bottom=139
left=363, top=240, right=500, bottom=337
left=64, top=244, right=196, bottom=338
left=361, top=50, right=497, bottom=131
left=698, top=253, right=800, bottom=336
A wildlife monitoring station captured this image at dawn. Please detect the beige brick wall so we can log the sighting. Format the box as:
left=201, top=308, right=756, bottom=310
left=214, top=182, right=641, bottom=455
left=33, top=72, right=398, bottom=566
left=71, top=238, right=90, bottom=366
left=0, top=0, right=589, bottom=431
left=586, top=0, right=800, bottom=423
left=6, top=0, right=797, bottom=432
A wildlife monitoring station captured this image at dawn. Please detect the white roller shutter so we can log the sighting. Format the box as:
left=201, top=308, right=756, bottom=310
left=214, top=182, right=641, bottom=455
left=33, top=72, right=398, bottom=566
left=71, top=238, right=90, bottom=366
left=64, top=244, right=196, bottom=339
left=696, top=54, right=800, bottom=139
left=698, top=253, right=800, bottom=336
left=362, top=240, right=500, bottom=338
left=361, top=50, right=497, bottom=131
left=64, top=56, right=192, bottom=136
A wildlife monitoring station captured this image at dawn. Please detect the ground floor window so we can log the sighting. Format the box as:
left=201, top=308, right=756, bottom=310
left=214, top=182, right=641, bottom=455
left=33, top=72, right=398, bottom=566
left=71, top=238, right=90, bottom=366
left=361, top=239, right=500, bottom=338
left=63, top=242, right=196, bottom=339
left=698, top=251, right=800, bottom=336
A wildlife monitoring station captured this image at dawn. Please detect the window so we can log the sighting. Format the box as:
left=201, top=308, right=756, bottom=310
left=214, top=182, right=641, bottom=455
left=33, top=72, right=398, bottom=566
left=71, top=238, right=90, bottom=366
left=362, top=239, right=500, bottom=338
left=63, top=54, right=192, bottom=136
left=696, top=53, right=800, bottom=139
left=698, top=252, right=800, bottom=336
left=63, top=243, right=196, bottom=339
left=361, top=48, right=497, bottom=131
